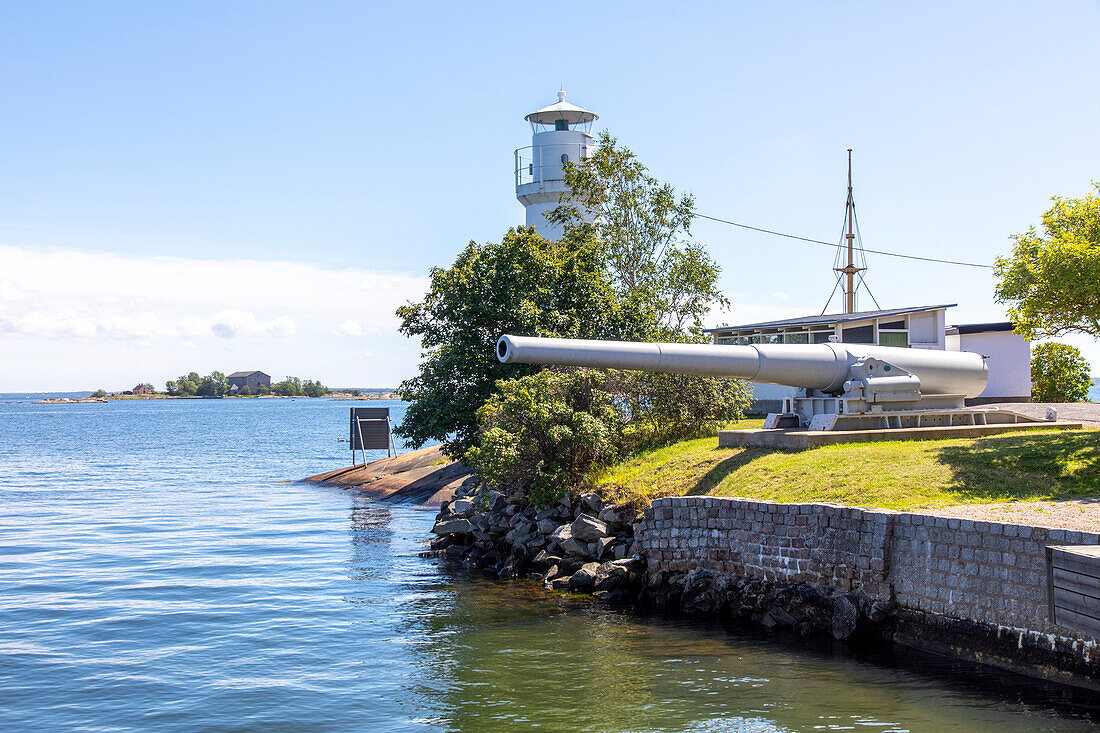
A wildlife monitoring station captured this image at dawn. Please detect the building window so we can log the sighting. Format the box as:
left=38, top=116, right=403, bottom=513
left=879, top=331, right=909, bottom=348
left=841, top=324, right=875, bottom=344
left=785, top=331, right=808, bottom=344
left=555, top=119, right=568, bottom=131
left=811, top=330, right=835, bottom=344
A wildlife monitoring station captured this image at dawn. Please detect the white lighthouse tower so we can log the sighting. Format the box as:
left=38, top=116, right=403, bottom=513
left=514, top=90, right=598, bottom=240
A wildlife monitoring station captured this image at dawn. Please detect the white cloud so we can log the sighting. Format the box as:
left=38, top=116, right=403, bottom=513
left=335, top=319, right=364, bottom=338
left=0, top=245, right=429, bottom=390
left=0, top=246, right=424, bottom=343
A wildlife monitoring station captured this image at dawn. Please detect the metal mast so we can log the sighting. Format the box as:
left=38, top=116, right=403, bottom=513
left=834, top=149, right=866, bottom=313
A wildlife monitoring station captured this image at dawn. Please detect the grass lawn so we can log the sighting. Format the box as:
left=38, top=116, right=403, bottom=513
left=595, top=421, right=1100, bottom=511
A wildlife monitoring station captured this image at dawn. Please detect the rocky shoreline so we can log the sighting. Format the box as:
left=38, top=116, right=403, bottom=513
left=427, top=485, right=896, bottom=643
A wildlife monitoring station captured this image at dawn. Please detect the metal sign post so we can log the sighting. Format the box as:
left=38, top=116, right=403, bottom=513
left=349, top=407, right=395, bottom=465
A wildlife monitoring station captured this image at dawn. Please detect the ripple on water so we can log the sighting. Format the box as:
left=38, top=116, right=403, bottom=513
left=1, top=398, right=1097, bottom=731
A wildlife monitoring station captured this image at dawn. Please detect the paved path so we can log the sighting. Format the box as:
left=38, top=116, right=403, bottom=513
left=925, top=499, right=1100, bottom=533
left=983, top=402, right=1100, bottom=428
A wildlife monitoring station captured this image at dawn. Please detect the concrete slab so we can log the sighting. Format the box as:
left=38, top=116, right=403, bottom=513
left=718, top=421, right=1086, bottom=449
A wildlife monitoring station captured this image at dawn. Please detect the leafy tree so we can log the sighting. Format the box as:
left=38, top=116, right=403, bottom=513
left=547, top=131, right=728, bottom=335
left=995, top=182, right=1100, bottom=338
left=302, top=379, right=329, bottom=398
left=395, top=227, right=633, bottom=455
left=90, top=389, right=108, bottom=399
left=273, top=376, right=304, bottom=396
left=238, top=385, right=252, bottom=396
left=197, top=371, right=228, bottom=397
left=1031, top=342, right=1092, bottom=403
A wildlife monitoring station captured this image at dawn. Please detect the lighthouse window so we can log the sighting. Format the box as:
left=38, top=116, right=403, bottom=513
left=555, top=119, right=568, bottom=131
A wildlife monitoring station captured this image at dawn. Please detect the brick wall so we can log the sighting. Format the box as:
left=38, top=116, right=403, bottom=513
left=634, top=496, right=1100, bottom=637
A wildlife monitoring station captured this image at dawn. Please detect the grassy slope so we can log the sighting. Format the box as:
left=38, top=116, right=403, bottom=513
left=596, top=421, right=1100, bottom=510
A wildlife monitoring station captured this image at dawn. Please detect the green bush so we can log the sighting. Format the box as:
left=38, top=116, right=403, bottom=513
left=90, top=389, right=107, bottom=399
left=1031, top=342, right=1092, bottom=402
left=466, top=368, right=749, bottom=502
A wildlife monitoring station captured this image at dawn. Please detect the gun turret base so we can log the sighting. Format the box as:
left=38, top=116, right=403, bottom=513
left=766, top=401, right=1045, bottom=432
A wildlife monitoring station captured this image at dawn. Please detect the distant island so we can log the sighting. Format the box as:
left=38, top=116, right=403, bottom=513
left=34, top=375, right=396, bottom=403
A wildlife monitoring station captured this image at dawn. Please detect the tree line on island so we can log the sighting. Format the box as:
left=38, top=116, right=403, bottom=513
left=393, top=131, right=1098, bottom=504
left=164, top=372, right=330, bottom=397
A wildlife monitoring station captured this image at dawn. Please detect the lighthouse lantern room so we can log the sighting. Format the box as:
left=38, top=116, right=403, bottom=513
left=515, top=90, right=598, bottom=240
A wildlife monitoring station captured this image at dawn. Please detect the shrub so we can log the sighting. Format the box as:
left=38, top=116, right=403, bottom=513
left=466, top=370, right=621, bottom=504
left=466, top=368, right=749, bottom=502
left=90, top=389, right=108, bottom=399
left=1031, top=342, right=1092, bottom=402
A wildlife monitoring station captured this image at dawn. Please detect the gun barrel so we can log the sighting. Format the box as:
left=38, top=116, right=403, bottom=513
left=496, top=334, right=988, bottom=398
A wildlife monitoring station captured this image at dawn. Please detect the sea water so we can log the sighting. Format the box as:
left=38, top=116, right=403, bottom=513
left=0, top=397, right=1096, bottom=731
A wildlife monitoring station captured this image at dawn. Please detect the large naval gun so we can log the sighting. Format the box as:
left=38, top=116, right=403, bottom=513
left=496, top=334, right=1030, bottom=431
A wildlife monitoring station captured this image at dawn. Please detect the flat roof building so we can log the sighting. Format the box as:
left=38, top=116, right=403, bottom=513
left=708, top=305, right=1030, bottom=411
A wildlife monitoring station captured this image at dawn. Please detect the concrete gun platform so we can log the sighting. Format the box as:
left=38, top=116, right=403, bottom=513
left=719, top=421, right=1085, bottom=449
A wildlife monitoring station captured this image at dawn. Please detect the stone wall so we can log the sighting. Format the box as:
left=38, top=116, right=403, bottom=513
left=635, top=496, right=1100, bottom=638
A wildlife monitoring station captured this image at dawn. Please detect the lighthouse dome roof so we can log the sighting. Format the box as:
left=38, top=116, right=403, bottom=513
left=524, top=90, right=598, bottom=125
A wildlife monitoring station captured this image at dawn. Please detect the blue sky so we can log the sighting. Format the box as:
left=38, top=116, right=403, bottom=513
left=1, top=1, right=1098, bottom=390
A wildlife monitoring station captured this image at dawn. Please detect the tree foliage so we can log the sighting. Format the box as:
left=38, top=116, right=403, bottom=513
left=165, top=371, right=226, bottom=397
left=466, top=367, right=750, bottom=502
left=271, top=376, right=329, bottom=397
left=547, top=131, right=727, bottom=335
left=995, top=182, right=1100, bottom=338
left=466, top=370, right=620, bottom=504
left=395, top=227, right=633, bottom=455
left=396, top=133, right=738, bottom=461
left=1030, top=342, right=1092, bottom=403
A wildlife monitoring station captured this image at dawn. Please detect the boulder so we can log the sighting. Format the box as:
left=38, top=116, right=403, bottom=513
left=831, top=595, right=859, bottom=640
left=579, top=492, right=603, bottom=514
left=567, top=562, right=601, bottom=591
left=593, top=561, right=629, bottom=592
left=570, top=514, right=610, bottom=542
left=537, top=518, right=559, bottom=535
left=548, top=575, right=572, bottom=591
left=432, top=518, right=472, bottom=535
left=595, top=536, right=616, bottom=559
left=449, top=498, right=473, bottom=515
left=532, top=551, right=562, bottom=569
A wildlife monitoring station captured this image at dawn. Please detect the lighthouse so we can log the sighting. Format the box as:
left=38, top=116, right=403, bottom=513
left=514, top=90, right=598, bottom=240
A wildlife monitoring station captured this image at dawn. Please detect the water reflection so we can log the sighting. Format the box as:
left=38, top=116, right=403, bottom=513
left=393, top=566, right=1097, bottom=732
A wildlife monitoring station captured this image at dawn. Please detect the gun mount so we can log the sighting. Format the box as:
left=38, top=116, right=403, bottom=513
left=496, top=334, right=1031, bottom=431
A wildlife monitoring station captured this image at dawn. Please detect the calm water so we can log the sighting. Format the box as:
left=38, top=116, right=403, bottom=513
left=0, top=397, right=1097, bottom=732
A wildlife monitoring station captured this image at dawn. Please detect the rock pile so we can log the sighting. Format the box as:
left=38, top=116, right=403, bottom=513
left=642, top=568, right=896, bottom=640
left=429, top=486, right=645, bottom=601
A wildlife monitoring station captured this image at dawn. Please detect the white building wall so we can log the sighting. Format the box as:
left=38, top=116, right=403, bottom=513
left=947, top=331, right=1031, bottom=401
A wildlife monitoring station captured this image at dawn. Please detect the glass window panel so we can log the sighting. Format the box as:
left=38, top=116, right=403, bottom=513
left=842, top=324, right=875, bottom=344
left=879, top=331, right=909, bottom=348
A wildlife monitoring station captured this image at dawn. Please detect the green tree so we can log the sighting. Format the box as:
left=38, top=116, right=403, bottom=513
left=547, top=131, right=727, bottom=336
left=995, top=182, right=1100, bottom=338
left=302, top=379, right=329, bottom=398
left=273, top=376, right=304, bottom=396
left=238, top=385, right=252, bottom=397
left=395, top=227, right=632, bottom=455
left=90, top=389, right=108, bottom=399
left=197, top=371, right=228, bottom=397
left=1031, top=342, right=1092, bottom=403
